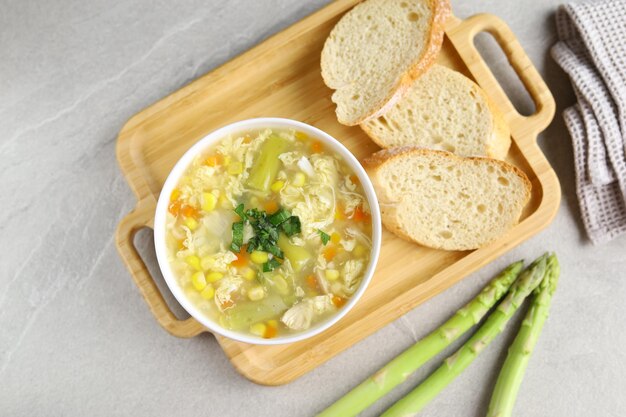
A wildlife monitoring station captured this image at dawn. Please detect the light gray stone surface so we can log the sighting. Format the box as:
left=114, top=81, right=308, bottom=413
left=1, top=0, right=624, bottom=416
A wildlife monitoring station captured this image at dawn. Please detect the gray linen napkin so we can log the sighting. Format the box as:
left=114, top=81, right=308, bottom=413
left=551, top=0, right=626, bottom=244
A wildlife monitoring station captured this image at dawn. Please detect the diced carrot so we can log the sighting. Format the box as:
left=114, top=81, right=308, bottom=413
left=230, top=245, right=249, bottom=268
left=311, top=140, right=324, bottom=153
left=243, top=135, right=252, bottom=144
left=168, top=200, right=182, bottom=216
left=332, top=296, right=347, bottom=308
left=264, top=323, right=278, bottom=339
left=177, top=239, right=186, bottom=251
left=181, top=205, right=199, bottom=219
left=205, top=154, right=223, bottom=167
left=352, top=206, right=370, bottom=222
left=264, top=200, right=279, bottom=214
left=350, top=175, right=360, bottom=185
left=220, top=299, right=234, bottom=309
left=323, top=246, right=337, bottom=262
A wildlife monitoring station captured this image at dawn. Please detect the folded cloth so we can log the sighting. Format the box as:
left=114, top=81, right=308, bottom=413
left=551, top=0, right=626, bottom=244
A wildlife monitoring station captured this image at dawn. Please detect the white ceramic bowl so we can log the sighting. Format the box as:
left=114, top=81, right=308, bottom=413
left=154, top=118, right=381, bottom=345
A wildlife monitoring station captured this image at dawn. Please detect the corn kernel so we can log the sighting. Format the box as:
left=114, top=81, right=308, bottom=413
left=227, top=161, right=244, bottom=175
left=206, top=271, right=224, bottom=283
left=242, top=267, right=256, bottom=281
left=185, top=255, right=202, bottom=271
left=170, top=189, right=181, bottom=201
left=295, top=131, right=308, bottom=141
left=293, top=172, right=306, bottom=187
left=354, top=245, right=367, bottom=257
left=183, top=217, right=199, bottom=231
left=267, top=319, right=279, bottom=328
left=325, top=269, right=340, bottom=281
left=270, top=180, right=284, bottom=193
left=330, top=232, right=341, bottom=244
left=250, top=251, right=269, bottom=264
left=191, top=271, right=207, bottom=291
left=200, top=284, right=215, bottom=300
left=201, top=192, right=217, bottom=212
left=250, top=322, right=267, bottom=337
left=223, top=156, right=232, bottom=166
left=248, top=285, right=266, bottom=301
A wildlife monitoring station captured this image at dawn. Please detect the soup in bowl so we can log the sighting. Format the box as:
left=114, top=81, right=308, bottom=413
left=154, top=118, right=381, bottom=345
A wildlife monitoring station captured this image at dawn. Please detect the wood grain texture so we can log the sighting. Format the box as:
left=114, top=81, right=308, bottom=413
left=115, top=1, right=559, bottom=385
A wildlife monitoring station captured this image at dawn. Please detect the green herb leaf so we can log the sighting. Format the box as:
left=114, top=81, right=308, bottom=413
left=234, top=203, right=247, bottom=220
left=263, top=258, right=282, bottom=272
left=246, top=208, right=263, bottom=220
left=269, top=208, right=291, bottom=226
left=266, top=244, right=284, bottom=259
left=281, top=216, right=301, bottom=237
left=231, top=204, right=300, bottom=255
left=230, top=221, right=244, bottom=252
left=318, top=229, right=331, bottom=245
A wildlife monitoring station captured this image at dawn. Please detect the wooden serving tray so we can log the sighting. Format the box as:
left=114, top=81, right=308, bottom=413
left=115, top=1, right=559, bottom=385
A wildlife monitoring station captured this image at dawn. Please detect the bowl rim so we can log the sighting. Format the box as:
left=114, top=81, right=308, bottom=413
left=153, top=117, right=381, bottom=345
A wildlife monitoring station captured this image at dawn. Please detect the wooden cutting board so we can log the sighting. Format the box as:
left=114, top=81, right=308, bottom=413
left=115, top=0, right=559, bottom=385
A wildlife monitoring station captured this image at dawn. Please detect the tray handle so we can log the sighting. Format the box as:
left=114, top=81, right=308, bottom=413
left=116, top=197, right=206, bottom=338
left=445, top=14, right=556, bottom=139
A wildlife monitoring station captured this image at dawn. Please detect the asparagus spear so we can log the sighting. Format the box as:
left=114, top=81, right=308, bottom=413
left=380, top=254, right=549, bottom=417
left=316, top=261, right=524, bottom=417
left=486, top=253, right=560, bottom=417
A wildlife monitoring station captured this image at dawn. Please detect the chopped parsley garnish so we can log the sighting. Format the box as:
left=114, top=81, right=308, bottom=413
left=268, top=208, right=291, bottom=226
left=318, top=229, right=331, bottom=245
left=234, top=203, right=247, bottom=221
left=230, top=221, right=244, bottom=252
left=266, top=244, right=284, bottom=259
left=230, top=203, right=300, bottom=272
left=281, top=216, right=301, bottom=237
left=262, top=258, right=282, bottom=272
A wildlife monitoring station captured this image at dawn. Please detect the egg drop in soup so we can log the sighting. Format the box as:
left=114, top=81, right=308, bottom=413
left=165, top=129, right=372, bottom=339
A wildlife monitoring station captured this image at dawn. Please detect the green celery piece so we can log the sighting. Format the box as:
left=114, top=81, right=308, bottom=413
left=247, top=134, right=289, bottom=191
left=277, top=234, right=310, bottom=272
left=224, top=295, right=287, bottom=330
left=316, top=260, right=524, bottom=417
left=486, top=253, right=560, bottom=417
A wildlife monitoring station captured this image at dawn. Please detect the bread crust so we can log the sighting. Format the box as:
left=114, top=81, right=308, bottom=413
left=474, top=85, right=511, bottom=159
left=321, top=0, right=451, bottom=126
left=363, top=146, right=532, bottom=250
left=360, top=66, right=512, bottom=160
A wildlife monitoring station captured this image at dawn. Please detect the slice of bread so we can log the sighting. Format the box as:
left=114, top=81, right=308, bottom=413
left=364, top=147, right=531, bottom=250
left=321, top=0, right=450, bottom=126
left=361, top=65, right=511, bottom=159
